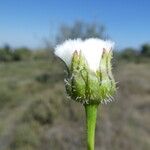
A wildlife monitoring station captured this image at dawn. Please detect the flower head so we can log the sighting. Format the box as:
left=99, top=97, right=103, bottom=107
left=55, top=38, right=116, bottom=104
left=55, top=38, right=114, bottom=72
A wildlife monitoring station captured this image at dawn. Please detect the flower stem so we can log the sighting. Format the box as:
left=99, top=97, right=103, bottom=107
left=85, top=104, right=98, bottom=150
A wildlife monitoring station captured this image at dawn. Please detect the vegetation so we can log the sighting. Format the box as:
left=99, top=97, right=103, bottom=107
left=0, top=45, right=31, bottom=62
left=0, top=21, right=149, bottom=149
left=141, top=43, right=150, bottom=57
left=0, top=21, right=149, bottom=63
left=55, top=21, right=106, bottom=44
left=0, top=53, right=149, bottom=150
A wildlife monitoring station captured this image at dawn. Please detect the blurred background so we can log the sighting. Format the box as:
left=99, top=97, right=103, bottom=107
left=0, top=0, right=150, bottom=150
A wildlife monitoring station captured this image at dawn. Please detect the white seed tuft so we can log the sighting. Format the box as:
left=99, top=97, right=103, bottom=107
left=55, top=38, right=114, bottom=72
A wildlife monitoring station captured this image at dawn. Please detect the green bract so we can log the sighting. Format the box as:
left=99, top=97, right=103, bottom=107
left=64, top=50, right=116, bottom=105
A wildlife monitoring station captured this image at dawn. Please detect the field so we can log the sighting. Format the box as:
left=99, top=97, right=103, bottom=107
left=0, top=58, right=150, bottom=150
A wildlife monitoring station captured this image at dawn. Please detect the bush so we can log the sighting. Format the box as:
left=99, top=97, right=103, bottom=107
left=141, top=44, right=150, bottom=57
left=120, top=48, right=139, bottom=61
left=0, top=45, right=32, bottom=62
left=56, top=21, right=106, bottom=44
left=13, top=47, right=31, bottom=61
left=0, top=45, right=13, bottom=62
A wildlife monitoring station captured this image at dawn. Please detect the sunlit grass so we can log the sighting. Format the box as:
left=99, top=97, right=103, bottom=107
left=0, top=59, right=149, bottom=150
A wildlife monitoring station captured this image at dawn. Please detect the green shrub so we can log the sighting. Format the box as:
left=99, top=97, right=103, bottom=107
left=13, top=47, right=31, bottom=61
left=0, top=47, right=13, bottom=62
left=141, top=44, right=150, bottom=57
left=0, top=46, right=32, bottom=62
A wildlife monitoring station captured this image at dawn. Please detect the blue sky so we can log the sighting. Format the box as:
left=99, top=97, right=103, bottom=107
left=0, top=0, right=150, bottom=49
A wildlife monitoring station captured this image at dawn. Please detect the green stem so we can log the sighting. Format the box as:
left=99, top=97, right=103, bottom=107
left=85, top=104, right=98, bottom=150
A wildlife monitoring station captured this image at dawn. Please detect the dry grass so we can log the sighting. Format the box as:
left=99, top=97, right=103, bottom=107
left=0, top=59, right=149, bottom=150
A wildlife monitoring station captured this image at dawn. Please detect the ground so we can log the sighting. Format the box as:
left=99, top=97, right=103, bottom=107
left=0, top=59, right=149, bottom=150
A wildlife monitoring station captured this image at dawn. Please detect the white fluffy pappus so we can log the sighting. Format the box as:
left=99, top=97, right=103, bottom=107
left=55, top=38, right=114, bottom=72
